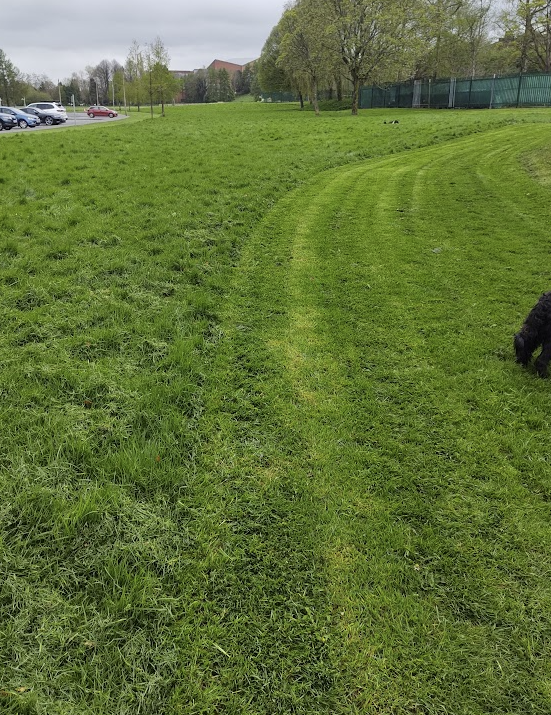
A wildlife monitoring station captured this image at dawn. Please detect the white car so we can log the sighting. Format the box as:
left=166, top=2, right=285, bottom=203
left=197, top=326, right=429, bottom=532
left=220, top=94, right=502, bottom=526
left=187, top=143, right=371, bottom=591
left=26, top=101, right=67, bottom=123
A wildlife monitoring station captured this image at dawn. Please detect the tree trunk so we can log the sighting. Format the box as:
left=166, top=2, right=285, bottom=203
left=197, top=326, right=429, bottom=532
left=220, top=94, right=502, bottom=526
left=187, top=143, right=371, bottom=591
left=312, top=77, right=320, bottom=116
left=351, top=71, right=360, bottom=115
left=546, top=7, right=551, bottom=72
left=521, top=8, right=532, bottom=73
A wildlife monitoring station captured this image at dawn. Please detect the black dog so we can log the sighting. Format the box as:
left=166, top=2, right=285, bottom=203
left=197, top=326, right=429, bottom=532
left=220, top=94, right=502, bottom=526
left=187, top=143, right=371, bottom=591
left=514, top=291, right=551, bottom=377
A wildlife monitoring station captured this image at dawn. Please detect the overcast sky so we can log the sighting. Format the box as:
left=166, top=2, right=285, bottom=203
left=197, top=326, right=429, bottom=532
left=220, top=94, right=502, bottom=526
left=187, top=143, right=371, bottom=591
left=2, top=1, right=286, bottom=82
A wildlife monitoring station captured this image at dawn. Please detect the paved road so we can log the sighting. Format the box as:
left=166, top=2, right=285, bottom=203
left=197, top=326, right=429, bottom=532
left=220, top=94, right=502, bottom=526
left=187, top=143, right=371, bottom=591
left=0, top=112, right=128, bottom=135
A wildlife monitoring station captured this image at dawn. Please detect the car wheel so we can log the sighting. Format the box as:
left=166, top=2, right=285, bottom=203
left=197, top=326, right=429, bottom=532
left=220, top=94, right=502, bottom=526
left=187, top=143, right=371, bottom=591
left=88, top=113, right=95, bottom=118
left=108, top=113, right=115, bottom=118
left=18, top=119, right=28, bottom=128
left=0, top=124, right=3, bottom=131
left=45, top=116, right=54, bottom=126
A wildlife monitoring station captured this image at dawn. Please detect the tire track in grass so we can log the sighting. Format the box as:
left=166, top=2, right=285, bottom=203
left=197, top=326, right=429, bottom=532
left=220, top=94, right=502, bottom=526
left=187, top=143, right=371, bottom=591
left=179, top=125, right=551, bottom=713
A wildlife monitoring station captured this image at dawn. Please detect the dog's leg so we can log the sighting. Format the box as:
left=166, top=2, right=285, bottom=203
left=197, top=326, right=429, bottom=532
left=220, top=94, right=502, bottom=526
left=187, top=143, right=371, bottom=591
left=535, top=341, right=551, bottom=377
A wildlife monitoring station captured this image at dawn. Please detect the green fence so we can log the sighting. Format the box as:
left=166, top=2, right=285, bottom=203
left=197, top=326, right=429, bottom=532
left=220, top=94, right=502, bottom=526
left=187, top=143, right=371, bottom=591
left=360, top=73, right=551, bottom=110
left=260, top=92, right=298, bottom=103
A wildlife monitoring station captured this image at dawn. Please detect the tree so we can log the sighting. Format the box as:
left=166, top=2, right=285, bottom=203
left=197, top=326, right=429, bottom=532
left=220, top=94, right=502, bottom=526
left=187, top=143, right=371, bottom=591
left=462, top=0, right=493, bottom=76
left=182, top=70, right=208, bottom=103
left=112, top=66, right=126, bottom=110
left=250, top=66, right=262, bottom=99
left=95, top=60, right=112, bottom=103
left=145, top=37, right=180, bottom=115
left=0, top=49, right=19, bottom=105
left=422, top=0, right=465, bottom=77
left=126, top=40, right=145, bottom=110
left=278, top=0, right=335, bottom=115
left=502, top=0, right=551, bottom=72
left=326, top=0, right=426, bottom=114
left=205, top=67, right=235, bottom=102
left=234, top=62, right=257, bottom=95
left=416, top=0, right=494, bottom=77
left=218, top=68, right=235, bottom=101
left=258, top=23, right=294, bottom=94
left=61, top=75, right=83, bottom=105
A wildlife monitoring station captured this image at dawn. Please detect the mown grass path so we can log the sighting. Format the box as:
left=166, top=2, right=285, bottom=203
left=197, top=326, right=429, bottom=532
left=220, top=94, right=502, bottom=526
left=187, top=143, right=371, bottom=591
left=190, top=125, right=551, bottom=713
left=3, top=107, right=551, bottom=714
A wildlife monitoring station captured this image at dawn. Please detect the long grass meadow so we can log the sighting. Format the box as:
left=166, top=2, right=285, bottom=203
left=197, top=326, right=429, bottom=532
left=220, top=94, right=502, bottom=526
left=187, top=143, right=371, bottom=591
left=1, top=103, right=551, bottom=713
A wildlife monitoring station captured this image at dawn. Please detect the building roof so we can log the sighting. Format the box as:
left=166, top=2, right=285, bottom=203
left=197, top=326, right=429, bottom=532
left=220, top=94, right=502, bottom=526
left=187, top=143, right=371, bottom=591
left=207, top=59, right=245, bottom=74
left=171, top=58, right=258, bottom=77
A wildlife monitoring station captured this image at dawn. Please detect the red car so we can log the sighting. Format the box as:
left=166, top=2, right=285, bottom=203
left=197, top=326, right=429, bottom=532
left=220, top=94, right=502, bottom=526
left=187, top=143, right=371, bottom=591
left=87, top=105, right=118, bottom=118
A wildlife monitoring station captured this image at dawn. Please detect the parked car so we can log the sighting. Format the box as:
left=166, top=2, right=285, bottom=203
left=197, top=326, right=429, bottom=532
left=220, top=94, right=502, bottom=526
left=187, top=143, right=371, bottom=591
left=26, top=101, right=67, bottom=122
left=0, top=107, right=39, bottom=128
left=87, top=105, right=118, bottom=118
left=20, top=105, right=63, bottom=126
left=0, top=111, right=17, bottom=130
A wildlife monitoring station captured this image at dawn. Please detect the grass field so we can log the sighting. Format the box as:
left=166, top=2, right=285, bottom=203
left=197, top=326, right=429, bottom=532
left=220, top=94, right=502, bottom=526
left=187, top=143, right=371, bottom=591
left=1, top=103, right=551, bottom=714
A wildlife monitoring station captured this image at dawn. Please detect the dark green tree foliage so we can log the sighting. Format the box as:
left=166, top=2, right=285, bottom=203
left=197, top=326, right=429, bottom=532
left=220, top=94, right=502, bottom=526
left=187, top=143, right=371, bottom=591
left=183, top=70, right=208, bottom=103
left=205, top=68, right=235, bottom=102
left=250, top=67, right=262, bottom=99
left=94, top=60, right=112, bottom=104
left=233, top=63, right=257, bottom=95
left=60, top=76, right=82, bottom=105
left=233, top=70, right=246, bottom=94
left=0, top=49, right=20, bottom=105
left=258, top=24, right=293, bottom=93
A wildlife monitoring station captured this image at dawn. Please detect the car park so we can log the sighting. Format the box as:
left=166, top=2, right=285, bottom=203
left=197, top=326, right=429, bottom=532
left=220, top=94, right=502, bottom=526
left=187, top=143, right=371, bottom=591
left=0, top=111, right=17, bottom=130
left=0, top=106, right=39, bottom=128
left=20, top=105, right=64, bottom=126
left=87, top=105, right=118, bottom=118
left=26, top=101, right=67, bottom=122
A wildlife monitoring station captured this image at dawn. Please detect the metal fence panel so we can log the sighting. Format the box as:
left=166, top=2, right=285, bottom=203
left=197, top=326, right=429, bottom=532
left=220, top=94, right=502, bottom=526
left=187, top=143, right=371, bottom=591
left=430, top=80, right=452, bottom=108
left=359, top=72, right=551, bottom=110
left=491, top=76, right=519, bottom=107
left=518, top=74, right=551, bottom=106
left=468, top=77, right=494, bottom=108
left=397, top=84, right=414, bottom=108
